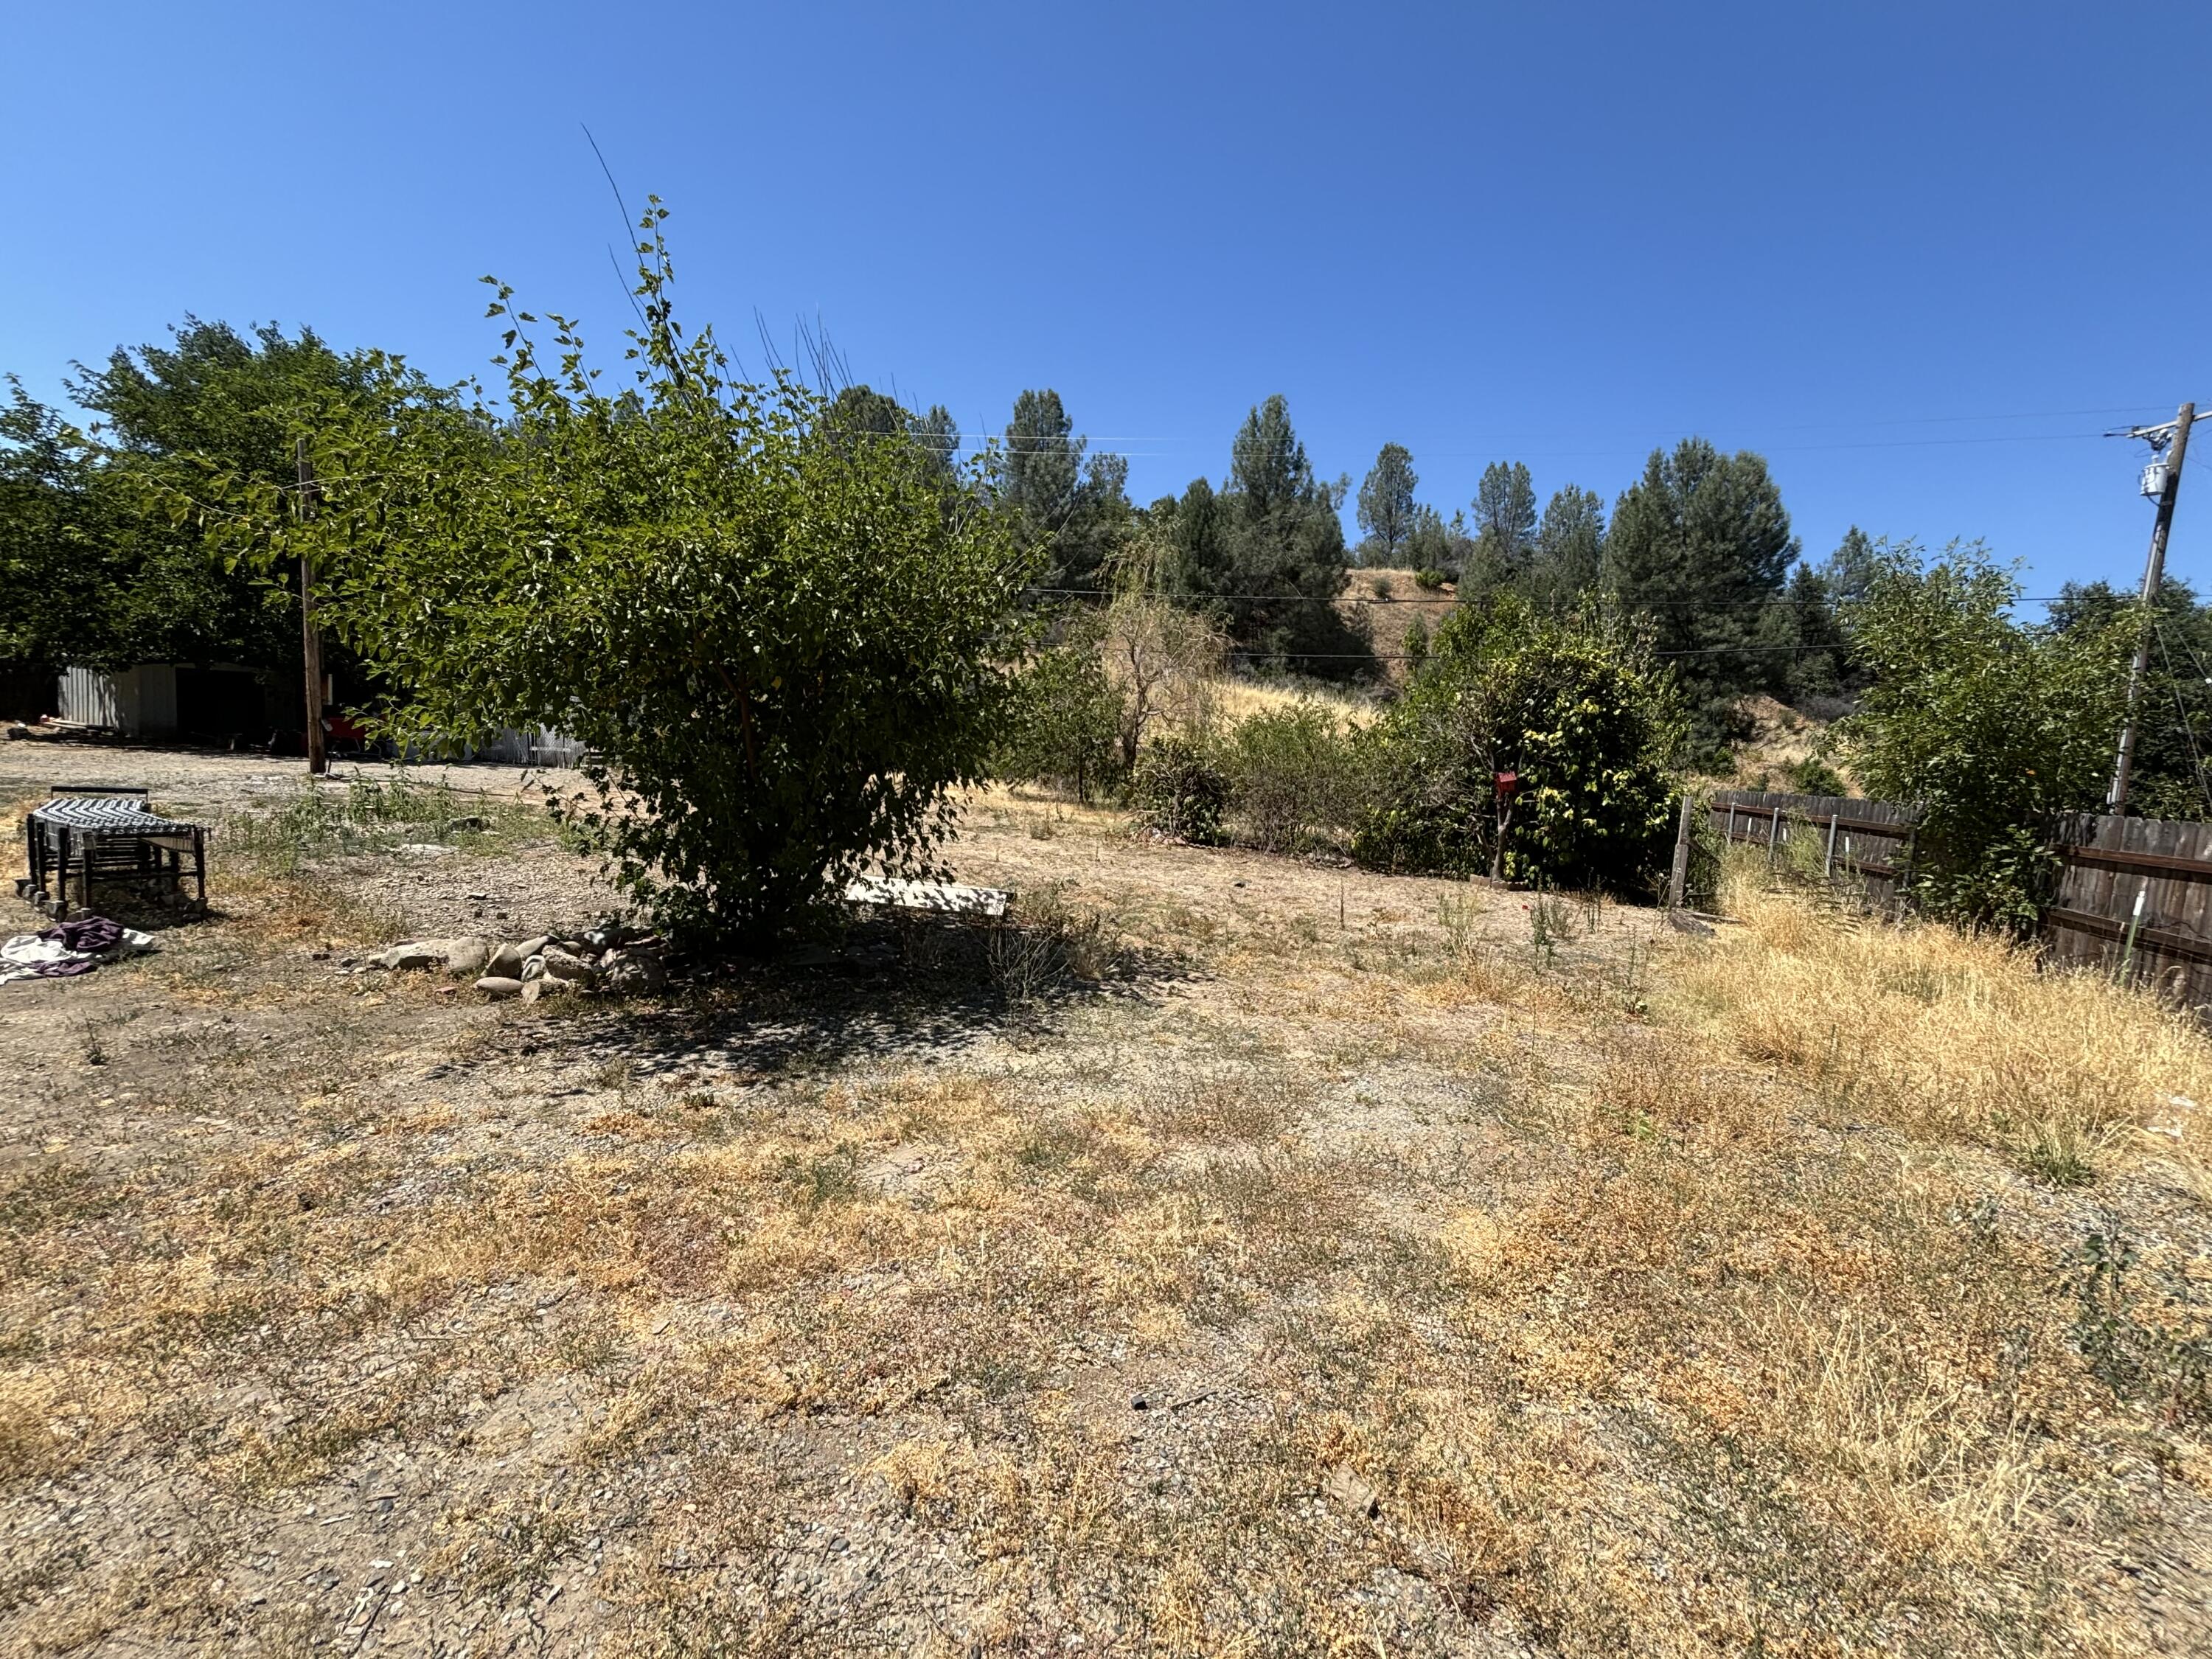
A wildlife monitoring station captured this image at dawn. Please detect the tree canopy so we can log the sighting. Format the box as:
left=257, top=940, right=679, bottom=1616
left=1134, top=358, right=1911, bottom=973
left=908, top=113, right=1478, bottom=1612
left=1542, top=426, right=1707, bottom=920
left=1839, top=543, right=2129, bottom=929
left=1602, top=437, right=1798, bottom=749
left=227, top=209, right=1033, bottom=942
left=1355, top=442, right=1419, bottom=564
left=998, top=389, right=1130, bottom=594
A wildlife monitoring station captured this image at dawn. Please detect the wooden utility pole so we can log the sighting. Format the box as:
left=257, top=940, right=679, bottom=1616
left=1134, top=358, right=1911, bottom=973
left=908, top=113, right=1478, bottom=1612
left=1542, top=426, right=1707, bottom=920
left=2109, top=403, right=2197, bottom=812
left=296, top=437, right=327, bottom=776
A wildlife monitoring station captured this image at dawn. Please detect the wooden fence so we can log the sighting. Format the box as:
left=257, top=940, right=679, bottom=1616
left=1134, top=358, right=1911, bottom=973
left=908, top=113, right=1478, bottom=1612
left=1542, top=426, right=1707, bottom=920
left=1708, top=789, right=1918, bottom=913
left=1705, top=788, right=2212, bottom=1007
left=2045, top=812, right=2212, bottom=1006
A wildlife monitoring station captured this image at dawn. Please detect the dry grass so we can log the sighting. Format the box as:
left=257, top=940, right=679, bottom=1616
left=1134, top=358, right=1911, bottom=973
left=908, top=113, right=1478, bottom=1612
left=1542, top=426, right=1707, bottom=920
left=1, top=751, right=2207, bottom=1654
left=1677, top=858, right=2212, bottom=1185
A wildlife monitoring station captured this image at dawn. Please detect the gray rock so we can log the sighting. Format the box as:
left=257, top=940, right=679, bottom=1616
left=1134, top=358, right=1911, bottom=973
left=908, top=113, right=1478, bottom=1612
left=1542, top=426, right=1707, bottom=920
left=540, top=946, right=598, bottom=983
left=474, top=975, right=525, bottom=1001
left=484, top=942, right=526, bottom=978
left=599, top=947, right=667, bottom=994
left=583, top=915, right=637, bottom=953
left=383, top=941, right=449, bottom=972
left=393, top=843, right=456, bottom=858
left=520, top=954, right=547, bottom=984
left=521, top=975, right=574, bottom=1004
left=445, top=938, right=491, bottom=978
left=515, top=935, right=552, bottom=961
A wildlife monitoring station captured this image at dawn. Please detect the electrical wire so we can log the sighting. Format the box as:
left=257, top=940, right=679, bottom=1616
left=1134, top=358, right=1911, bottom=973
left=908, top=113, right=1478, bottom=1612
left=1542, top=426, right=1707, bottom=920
left=2151, top=619, right=2212, bottom=817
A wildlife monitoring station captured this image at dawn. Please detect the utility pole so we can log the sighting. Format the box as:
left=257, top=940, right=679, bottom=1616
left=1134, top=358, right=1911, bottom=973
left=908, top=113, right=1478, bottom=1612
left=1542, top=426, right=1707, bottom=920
left=2108, top=403, right=2197, bottom=812
left=296, top=437, right=327, bottom=777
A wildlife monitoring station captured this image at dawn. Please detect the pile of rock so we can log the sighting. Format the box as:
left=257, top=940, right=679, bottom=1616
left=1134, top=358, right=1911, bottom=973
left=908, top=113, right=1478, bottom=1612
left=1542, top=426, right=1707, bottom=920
left=380, top=919, right=667, bottom=1002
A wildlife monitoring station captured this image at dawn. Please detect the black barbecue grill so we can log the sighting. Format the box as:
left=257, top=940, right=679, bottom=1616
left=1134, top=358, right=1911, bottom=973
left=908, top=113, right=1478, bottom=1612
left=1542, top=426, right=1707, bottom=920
left=18, top=787, right=208, bottom=918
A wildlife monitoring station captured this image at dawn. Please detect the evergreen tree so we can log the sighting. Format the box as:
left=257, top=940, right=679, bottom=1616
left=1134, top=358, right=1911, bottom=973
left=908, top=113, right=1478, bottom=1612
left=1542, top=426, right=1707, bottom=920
left=1471, top=460, right=1537, bottom=578
left=998, top=389, right=1131, bottom=593
left=1218, top=394, right=1363, bottom=672
left=1356, top=442, right=1419, bottom=564
left=1602, top=437, right=1798, bottom=750
left=1522, top=484, right=1605, bottom=608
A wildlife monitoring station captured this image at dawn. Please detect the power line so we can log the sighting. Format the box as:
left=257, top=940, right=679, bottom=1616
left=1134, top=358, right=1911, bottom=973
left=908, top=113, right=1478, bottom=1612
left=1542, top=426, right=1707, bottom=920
left=1030, top=585, right=2074, bottom=611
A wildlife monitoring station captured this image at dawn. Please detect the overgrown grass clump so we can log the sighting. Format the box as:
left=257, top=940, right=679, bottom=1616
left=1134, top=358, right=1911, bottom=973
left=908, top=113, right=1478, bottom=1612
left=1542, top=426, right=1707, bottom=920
left=222, top=771, right=549, bottom=873
left=1677, top=854, right=2212, bottom=1190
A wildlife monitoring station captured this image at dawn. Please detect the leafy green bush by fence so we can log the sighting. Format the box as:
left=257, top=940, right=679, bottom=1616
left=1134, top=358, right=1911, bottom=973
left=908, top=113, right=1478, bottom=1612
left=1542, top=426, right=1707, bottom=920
left=1837, top=544, right=2129, bottom=931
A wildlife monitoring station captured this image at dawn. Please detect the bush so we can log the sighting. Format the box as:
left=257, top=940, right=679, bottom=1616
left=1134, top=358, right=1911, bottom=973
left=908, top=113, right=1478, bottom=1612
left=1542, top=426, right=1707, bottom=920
left=1221, top=703, right=1357, bottom=854
left=1413, top=567, right=1448, bottom=591
left=1132, top=733, right=1228, bottom=844
left=1781, top=755, right=1849, bottom=796
left=999, top=619, right=1124, bottom=803
left=1837, top=543, right=2129, bottom=931
left=1352, top=596, right=1682, bottom=891
left=250, top=206, right=1029, bottom=944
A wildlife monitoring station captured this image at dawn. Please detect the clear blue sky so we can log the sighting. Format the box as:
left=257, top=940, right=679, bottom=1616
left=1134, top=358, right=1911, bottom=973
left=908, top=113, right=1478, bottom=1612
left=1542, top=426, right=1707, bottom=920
left=6, top=2, right=2209, bottom=602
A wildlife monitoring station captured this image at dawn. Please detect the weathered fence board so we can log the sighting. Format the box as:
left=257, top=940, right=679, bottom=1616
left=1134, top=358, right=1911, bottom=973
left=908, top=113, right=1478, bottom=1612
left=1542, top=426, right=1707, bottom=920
left=2049, top=812, right=2212, bottom=1006
left=1710, top=789, right=1916, bottom=913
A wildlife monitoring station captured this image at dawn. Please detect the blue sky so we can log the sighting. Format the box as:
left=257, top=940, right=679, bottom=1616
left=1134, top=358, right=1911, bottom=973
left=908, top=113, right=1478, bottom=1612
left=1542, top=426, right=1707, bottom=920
left=5, top=2, right=2208, bottom=602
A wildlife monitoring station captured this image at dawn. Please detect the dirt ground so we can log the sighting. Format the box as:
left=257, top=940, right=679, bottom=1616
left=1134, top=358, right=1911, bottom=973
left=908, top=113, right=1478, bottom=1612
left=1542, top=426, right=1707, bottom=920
left=1, top=743, right=2207, bottom=1656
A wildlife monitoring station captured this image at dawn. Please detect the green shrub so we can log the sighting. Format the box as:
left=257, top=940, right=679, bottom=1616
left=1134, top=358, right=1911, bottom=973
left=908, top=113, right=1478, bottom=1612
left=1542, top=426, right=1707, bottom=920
left=1837, top=543, right=2129, bottom=931
left=1352, top=596, right=1682, bottom=891
left=1413, top=567, right=1448, bottom=591
left=999, top=619, right=1124, bottom=802
left=1781, top=755, right=1849, bottom=796
left=240, top=206, right=1029, bottom=945
left=1132, top=733, right=1228, bottom=844
left=1221, top=703, right=1357, bottom=854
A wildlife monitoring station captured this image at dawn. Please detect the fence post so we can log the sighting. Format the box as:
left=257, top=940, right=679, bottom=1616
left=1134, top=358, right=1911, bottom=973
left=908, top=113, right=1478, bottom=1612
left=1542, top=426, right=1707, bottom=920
left=1726, top=804, right=1737, bottom=844
left=1668, top=793, right=1695, bottom=912
left=1768, top=807, right=1781, bottom=867
left=1824, top=813, right=1838, bottom=878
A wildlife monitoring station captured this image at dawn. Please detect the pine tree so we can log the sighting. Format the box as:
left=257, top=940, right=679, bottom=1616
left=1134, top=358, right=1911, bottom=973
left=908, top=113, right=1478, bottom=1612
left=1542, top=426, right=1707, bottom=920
left=1471, top=461, right=1537, bottom=577
left=1601, top=437, right=1798, bottom=750
left=998, top=389, right=1130, bottom=593
left=1356, top=442, right=1419, bottom=565
left=1523, top=484, right=1606, bottom=607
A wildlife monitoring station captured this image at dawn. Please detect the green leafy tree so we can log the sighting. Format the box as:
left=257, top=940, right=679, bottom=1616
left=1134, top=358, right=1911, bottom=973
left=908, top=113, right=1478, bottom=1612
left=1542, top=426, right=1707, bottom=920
left=229, top=205, right=1033, bottom=944
left=1602, top=437, right=1798, bottom=751
left=2051, top=577, right=2212, bottom=821
left=999, top=612, right=1124, bottom=803
left=1838, top=543, right=2130, bottom=930
left=1356, top=442, right=1419, bottom=564
left=6, top=321, right=411, bottom=700
left=1353, top=595, right=1683, bottom=889
left=0, top=383, right=119, bottom=686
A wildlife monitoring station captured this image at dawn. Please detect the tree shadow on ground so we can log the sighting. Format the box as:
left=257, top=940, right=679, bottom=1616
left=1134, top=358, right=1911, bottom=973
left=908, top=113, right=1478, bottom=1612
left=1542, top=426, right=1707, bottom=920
left=523, top=909, right=1198, bottom=1082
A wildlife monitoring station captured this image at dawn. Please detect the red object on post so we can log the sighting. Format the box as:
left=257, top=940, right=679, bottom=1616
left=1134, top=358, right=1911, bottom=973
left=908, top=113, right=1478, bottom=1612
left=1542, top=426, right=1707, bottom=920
left=1494, top=771, right=1520, bottom=799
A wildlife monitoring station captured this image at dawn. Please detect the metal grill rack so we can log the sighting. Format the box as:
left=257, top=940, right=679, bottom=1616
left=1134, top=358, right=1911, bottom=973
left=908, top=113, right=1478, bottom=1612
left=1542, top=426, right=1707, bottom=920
left=17, top=786, right=208, bottom=919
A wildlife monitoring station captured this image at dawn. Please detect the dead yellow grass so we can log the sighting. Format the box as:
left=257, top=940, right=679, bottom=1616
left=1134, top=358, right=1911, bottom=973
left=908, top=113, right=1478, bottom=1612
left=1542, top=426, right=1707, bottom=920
left=4, top=792, right=2207, bottom=1655
left=1673, top=862, right=2212, bottom=1181
left=1206, top=674, right=1377, bottom=734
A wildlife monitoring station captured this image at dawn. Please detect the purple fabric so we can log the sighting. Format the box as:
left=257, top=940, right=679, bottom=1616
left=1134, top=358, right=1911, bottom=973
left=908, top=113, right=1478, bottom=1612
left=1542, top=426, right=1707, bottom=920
left=40, top=917, right=128, bottom=956
left=29, top=956, right=100, bottom=978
